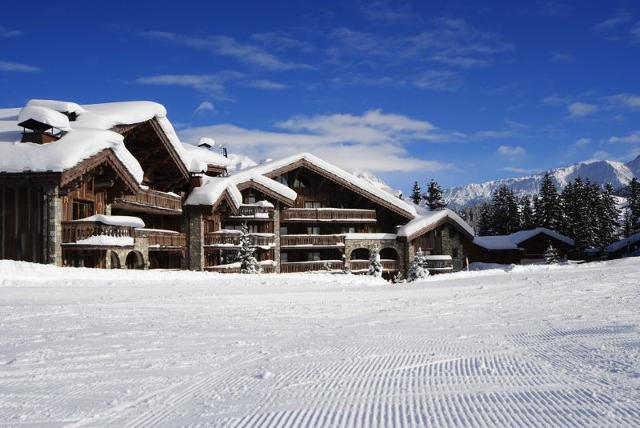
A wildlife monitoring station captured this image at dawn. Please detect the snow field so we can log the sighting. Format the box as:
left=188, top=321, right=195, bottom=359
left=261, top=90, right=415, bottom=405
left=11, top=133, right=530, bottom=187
left=0, top=259, right=639, bottom=426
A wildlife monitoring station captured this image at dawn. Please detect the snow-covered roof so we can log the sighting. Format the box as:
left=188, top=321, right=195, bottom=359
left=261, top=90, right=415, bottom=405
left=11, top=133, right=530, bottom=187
left=182, top=143, right=230, bottom=173
left=0, top=99, right=213, bottom=184
left=474, top=228, right=574, bottom=250
left=397, top=209, right=475, bottom=240
left=18, top=106, right=71, bottom=131
left=73, top=214, right=145, bottom=228
left=607, top=232, right=640, bottom=253
left=342, top=233, right=398, bottom=240
left=235, top=153, right=417, bottom=218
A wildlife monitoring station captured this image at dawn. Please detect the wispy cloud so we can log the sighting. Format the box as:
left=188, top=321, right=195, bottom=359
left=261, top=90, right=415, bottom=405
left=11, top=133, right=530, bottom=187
left=0, top=60, right=39, bottom=73
left=194, top=101, right=214, bottom=114
left=497, top=145, right=526, bottom=156
left=537, top=2, right=573, bottom=18
left=575, top=137, right=592, bottom=147
left=244, top=79, right=288, bottom=90
left=251, top=31, right=316, bottom=53
left=567, top=102, right=598, bottom=118
left=359, top=0, right=414, bottom=25
left=178, top=109, right=458, bottom=173
left=608, top=131, right=640, bottom=144
left=0, top=25, right=22, bottom=38
left=139, top=31, right=314, bottom=71
left=502, top=166, right=540, bottom=174
left=541, top=94, right=571, bottom=106
left=604, top=93, right=640, bottom=111
left=593, top=11, right=632, bottom=33
left=412, top=70, right=462, bottom=91
left=550, top=51, right=574, bottom=63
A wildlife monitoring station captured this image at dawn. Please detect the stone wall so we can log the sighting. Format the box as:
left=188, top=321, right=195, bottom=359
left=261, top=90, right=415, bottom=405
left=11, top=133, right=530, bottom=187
left=43, top=185, right=62, bottom=266
left=184, top=206, right=205, bottom=271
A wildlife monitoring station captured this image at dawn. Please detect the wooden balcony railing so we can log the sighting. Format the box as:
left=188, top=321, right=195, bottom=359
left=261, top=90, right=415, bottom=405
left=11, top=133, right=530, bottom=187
left=280, top=260, right=344, bottom=273
left=62, top=221, right=134, bottom=244
left=114, top=188, right=182, bottom=213
left=281, top=208, right=377, bottom=222
left=141, top=229, right=186, bottom=249
left=204, top=232, right=275, bottom=247
left=280, top=234, right=345, bottom=247
left=424, top=258, right=453, bottom=271
left=228, top=205, right=274, bottom=220
left=207, top=264, right=276, bottom=274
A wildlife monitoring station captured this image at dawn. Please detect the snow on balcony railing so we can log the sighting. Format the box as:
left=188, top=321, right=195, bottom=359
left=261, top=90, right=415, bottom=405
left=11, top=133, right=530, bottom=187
left=207, top=260, right=276, bottom=273
left=280, top=234, right=345, bottom=247
left=138, top=229, right=186, bottom=249
left=205, top=231, right=275, bottom=248
left=280, top=260, right=344, bottom=273
left=62, top=221, right=135, bottom=246
left=114, top=188, right=182, bottom=213
left=227, top=203, right=274, bottom=220
left=349, top=259, right=398, bottom=271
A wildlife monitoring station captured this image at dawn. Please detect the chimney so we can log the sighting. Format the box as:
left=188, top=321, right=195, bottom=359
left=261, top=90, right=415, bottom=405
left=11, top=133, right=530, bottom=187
left=189, top=173, right=203, bottom=190
left=17, top=106, right=70, bottom=144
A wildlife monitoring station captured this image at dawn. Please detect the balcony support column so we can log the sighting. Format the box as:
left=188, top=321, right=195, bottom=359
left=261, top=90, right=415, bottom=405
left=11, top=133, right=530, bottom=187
left=43, top=185, right=62, bottom=266
left=184, top=206, right=205, bottom=271
left=274, top=205, right=281, bottom=273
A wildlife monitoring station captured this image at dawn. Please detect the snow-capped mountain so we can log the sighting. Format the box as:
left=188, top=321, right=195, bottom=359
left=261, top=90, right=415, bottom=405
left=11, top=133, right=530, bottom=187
left=353, top=171, right=403, bottom=198
left=445, top=156, right=639, bottom=208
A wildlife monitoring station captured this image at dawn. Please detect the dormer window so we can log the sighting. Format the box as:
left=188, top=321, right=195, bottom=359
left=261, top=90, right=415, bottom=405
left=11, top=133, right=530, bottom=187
left=17, top=106, right=71, bottom=144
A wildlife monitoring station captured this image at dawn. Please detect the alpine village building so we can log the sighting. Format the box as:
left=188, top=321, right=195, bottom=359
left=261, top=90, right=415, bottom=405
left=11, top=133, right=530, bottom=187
left=0, top=99, right=575, bottom=277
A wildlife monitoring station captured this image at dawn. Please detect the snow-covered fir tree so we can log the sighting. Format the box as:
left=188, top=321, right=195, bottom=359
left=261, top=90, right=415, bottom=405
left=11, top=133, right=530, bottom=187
left=629, top=177, right=640, bottom=231
left=238, top=223, right=262, bottom=274
left=425, top=179, right=447, bottom=210
left=535, top=172, right=563, bottom=230
left=544, top=242, right=559, bottom=264
left=597, top=183, right=620, bottom=248
left=477, top=203, right=493, bottom=236
left=410, top=181, right=422, bottom=205
left=368, top=246, right=383, bottom=277
left=407, top=248, right=430, bottom=282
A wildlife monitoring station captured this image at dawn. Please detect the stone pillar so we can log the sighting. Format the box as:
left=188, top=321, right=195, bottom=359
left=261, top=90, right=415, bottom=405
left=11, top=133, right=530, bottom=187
left=185, top=206, right=205, bottom=271
left=440, top=225, right=464, bottom=271
left=43, top=185, right=62, bottom=266
left=273, top=205, right=281, bottom=273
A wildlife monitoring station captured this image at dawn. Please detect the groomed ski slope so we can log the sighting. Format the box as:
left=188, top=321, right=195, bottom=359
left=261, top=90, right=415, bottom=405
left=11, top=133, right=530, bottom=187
left=0, top=259, right=639, bottom=427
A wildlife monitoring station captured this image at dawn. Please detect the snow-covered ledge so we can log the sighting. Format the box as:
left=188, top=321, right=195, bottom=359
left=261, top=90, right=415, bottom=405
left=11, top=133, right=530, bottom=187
left=73, top=214, right=145, bottom=228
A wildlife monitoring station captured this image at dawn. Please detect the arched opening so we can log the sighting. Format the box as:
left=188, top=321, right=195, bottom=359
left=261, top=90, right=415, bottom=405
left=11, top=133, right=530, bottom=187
left=380, top=247, right=398, bottom=260
left=125, top=251, right=144, bottom=270
left=380, top=248, right=399, bottom=279
left=110, top=251, right=121, bottom=269
left=350, top=248, right=370, bottom=260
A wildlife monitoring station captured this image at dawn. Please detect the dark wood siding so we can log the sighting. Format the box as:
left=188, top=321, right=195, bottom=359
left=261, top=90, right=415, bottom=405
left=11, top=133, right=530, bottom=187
left=0, top=184, right=44, bottom=263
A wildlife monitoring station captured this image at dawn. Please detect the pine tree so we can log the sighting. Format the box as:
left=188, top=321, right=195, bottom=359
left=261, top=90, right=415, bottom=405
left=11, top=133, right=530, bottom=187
left=407, top=248, right=429, bottom=282
left=410, top=181, right=422, bottom=205
left=535, top=172, right=562, bottom=230
left=425, top=179, right=447, bottom=210
left=544, top=242, right=559, bottom=264
left=622, top=209, right=633, bottom=238
left=238, top=223, right=262, bottom=274
left=597, top=183, right=620, bottom=248
left=477, top=203, right=493, bottom=236
left=629, top=177, right=640, bottom=231
left=520, top=195, right=535, bottom=230
left=490, top=185, right=520, bottom=235
left=368, top=246, right=383, bottom=277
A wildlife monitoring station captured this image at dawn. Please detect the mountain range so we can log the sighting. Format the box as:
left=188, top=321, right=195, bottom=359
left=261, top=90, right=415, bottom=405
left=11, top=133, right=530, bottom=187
left=443, top=156, right=640, bottom=208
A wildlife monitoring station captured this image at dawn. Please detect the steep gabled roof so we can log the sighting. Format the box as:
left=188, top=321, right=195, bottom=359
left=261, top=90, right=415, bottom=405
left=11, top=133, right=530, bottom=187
left=397, top=209, right=475, bottom=241
left=235, top=153, right=417, bottom=219
left=607, top=232, right=640, bottom=253
left=474, top=228, right=574, bottom=250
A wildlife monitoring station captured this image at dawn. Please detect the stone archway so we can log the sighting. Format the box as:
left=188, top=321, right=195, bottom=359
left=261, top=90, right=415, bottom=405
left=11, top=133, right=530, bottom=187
left=350, top=248, right=370, bottom=260
left=125, top=250, right=144, bottom=270
left=110, top=251, right=121, bottom=269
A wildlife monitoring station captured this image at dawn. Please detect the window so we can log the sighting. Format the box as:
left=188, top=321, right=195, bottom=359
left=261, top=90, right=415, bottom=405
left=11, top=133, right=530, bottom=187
left=308, top=252, right=321, bottom=261
left=304, top=201, right=322, bottom=208
left=280, top=252, right=288, bottom=262
left=452, top=248, right=459, bottom=258
left=293, top=177, right=307, bottom=188
left=72, top=200, right=94, bottom=220
left=449, top=227, right=457, bottom=238
left=276, top=175, right=288, bottom=185
left=280, top=226, right=288, bottom=235
left=245, top=193, right=257, bottom=204
left=341, top=226, right=356, bottom=234
left=307, top=226, right=320, bottom=235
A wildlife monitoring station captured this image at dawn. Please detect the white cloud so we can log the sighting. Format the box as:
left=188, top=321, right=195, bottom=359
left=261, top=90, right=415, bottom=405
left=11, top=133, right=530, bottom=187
left=244, top=79, right=288, bottom=90
left=591, top=150, right=610, bottom=160
left=0, top=60, right=39, bottom=73
left=0, top=26, right=22, bottom=38
left=178, top=109, right=457, bottom=173
left=567, top=102, right=598, bottom=118
left=605, top=93, right=640, bottom=110
left=360, top=0, right=414, bottom=25
left=502, top=166, right=540, bottom=174
left=139, top=31, right=313, bottom=71
left=195, top=101, right=214, bottom=114
left=575, top=137, right=592, bottom=147
left=608, top=131, right=640, bottom=144
left=412, top=70, right=461, bottom=91
left=541, top=94, right=570, bottom=106
left=550, top=51, right=574, bottom=62
left=593, top=12, right=632, bottom=32
left=496, top=145, right=526, bottom=156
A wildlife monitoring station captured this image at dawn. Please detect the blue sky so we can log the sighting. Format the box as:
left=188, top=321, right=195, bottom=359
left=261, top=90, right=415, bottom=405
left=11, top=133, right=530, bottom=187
left=1, top=1, right=640, bottom=193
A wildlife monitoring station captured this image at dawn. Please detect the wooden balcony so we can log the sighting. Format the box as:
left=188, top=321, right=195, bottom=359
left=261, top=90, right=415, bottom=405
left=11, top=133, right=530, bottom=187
left=281, top=208, right=377, bottom=223
left=350, top=259, right=398, bottom=271
left=424, top=257, right=453, bottom=272
left=207, top=264, right=276, bottom=274
left=113, top=188, right=182, bottom=215
left=204, top=232, right=275, bottom=248
left=280, top=234, right=345, bottom=248
left=227, top=205, right=274, bottom=221
left=62, top=221, right=135, bottom=246
left=280, top=260, right=344, bottom=273
left=141, top=229, right=186, bottom=250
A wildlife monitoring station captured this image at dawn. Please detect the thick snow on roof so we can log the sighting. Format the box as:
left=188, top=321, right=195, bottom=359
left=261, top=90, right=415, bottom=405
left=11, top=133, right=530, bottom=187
left=182, top=143, right=231, bottom=173
left=73, top=214, right=145, bottom=228
left=343, top=233, right=398, bottom=240
left=18, top=106, right=72, bottom=131
left=607, top=232, right=640, bottom=253
left=235, top=153, right=417, bottom=218
left=0, top=99, right=207, bottom=183
left=474, top=228, right=574, bottom=250
left=397, top=209, right=475, bottom=239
